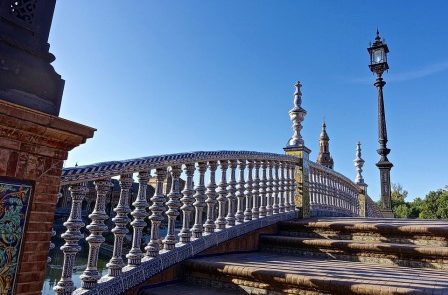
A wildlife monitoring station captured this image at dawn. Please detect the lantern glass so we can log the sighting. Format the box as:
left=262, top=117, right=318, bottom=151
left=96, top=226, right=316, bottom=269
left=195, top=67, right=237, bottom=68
left=372, top=48, right=385, bottom=64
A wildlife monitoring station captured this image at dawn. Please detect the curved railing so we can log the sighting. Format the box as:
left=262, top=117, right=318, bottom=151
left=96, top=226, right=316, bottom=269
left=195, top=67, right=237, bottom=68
left=308, top=161, right=360, bottom=217
left=365, top=194, right=383, bottom=218
left=53, top=151, right=299, bottom=295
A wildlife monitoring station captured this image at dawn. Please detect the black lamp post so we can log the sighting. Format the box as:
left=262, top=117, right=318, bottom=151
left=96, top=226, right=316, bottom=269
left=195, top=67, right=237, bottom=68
left=368, top=30, right=394, bottom=217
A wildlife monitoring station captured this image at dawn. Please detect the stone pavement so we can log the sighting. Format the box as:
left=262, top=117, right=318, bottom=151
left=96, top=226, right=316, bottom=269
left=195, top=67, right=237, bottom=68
left=143, top=252, right=448, bottom=294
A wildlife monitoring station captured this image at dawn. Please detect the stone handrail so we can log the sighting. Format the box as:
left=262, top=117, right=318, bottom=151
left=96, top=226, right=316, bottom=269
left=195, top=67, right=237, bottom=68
left=54, top=151, right=298, bottom=295
left=308, top=161, right=360, bottom=217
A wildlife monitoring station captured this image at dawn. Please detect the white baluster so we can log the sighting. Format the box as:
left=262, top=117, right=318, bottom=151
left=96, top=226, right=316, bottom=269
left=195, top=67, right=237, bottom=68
left=273, top=162, right=280, bottom=214
left=54, top=183, right=87, bottom=295
left=81, top=179, right=111, bottom=289
left=163, top=166, right=182, bottom=250
left=204, top=161, right=218, bottom=233
left=179, top=164, right=195, bottom=243
left=290, top=164, right=296, bottom=210
left=235, top=160, right=246, bottom=223
left=226, top=160, right=238, bottom=226
left=259, top=161, right=268, bottom=217
left=285, top=162, right=291, bottom=211
left=251, top=160, right=260, bottom=219
left=279, top=162, right=286, bottom=213
left=107, top=174, right=133, bottom=277
left=127, top=171, right=150, bottom=266
left=192, top=162, right=207, bottom=239
left=216, top=160, right=228, bottom=230
left=244, top=160, right=254, bottom=221
left=146, top=168, right=167, bottom=257
left=266, top=161, right=274, bottom=216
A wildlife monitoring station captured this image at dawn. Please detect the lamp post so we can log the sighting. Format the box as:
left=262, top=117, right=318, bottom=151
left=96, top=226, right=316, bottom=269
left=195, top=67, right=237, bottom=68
left=368, top=30, right=394, bottom=217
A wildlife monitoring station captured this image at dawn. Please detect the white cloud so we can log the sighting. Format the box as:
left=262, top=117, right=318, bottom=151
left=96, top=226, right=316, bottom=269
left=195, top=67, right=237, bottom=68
left=349, top=60, right=448, bottom=84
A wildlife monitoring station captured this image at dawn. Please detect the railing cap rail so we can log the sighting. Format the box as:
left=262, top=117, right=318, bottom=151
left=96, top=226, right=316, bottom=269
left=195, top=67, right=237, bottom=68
left=61, top=150, right=298, bottom=185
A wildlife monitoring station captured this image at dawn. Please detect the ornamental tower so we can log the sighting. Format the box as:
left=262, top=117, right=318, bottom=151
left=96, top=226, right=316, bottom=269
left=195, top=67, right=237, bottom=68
left=316, top=121, right=334, bottom=169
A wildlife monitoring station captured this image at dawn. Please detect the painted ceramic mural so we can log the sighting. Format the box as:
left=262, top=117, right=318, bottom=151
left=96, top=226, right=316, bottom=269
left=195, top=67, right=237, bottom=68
left=0, top=179, right=33, bottom=295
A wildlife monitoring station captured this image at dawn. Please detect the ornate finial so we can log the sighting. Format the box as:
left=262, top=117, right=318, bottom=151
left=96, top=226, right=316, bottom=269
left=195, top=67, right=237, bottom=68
left=374, top=28, right=383, bottom=45
left=354, top=142, right=366, bottom=185
left=286, top=81, right=306, bottom=148
left=293, top=81, right=302, bottom=108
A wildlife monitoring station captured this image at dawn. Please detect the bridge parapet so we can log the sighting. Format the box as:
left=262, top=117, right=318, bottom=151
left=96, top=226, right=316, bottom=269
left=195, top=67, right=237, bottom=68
left=53, top=151, right=298, bottom=295
left=308, top=161, right=359, bottom=217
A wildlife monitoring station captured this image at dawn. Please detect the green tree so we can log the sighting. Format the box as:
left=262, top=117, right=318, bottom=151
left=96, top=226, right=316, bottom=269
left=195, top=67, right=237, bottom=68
left=417, top=188, right=448, bottom=219
left=390, top=183, right=409, bottom=218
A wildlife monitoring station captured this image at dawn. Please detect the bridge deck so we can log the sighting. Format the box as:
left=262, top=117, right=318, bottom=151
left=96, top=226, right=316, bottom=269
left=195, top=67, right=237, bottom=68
left=143, top=252, right=448, bottom=294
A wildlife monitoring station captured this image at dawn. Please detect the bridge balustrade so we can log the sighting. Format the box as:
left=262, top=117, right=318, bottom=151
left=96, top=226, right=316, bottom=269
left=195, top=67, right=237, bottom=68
left=53, top=151, right=298, bottom=295
left=308, top=161, right=360, bottom=217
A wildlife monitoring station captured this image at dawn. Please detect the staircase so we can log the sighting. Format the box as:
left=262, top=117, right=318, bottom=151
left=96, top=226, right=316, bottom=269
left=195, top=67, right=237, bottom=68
left=141, top=218, right=448, bottom=295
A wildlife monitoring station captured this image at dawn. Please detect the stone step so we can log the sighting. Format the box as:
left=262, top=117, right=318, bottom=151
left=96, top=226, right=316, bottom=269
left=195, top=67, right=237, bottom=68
left=180, top=252, right=448, bottom=295
left=279, top=218, right=448, bottom=246
left=140, top=282, right=246, bottom=295
left=260, top=235, right=448, bottom=269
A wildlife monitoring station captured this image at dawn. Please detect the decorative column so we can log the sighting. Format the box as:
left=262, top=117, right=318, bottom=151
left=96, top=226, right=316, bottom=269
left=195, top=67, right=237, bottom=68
left=204, top=161, right=218, bottom=233
left=235, top=160, right=246, bottom=223
left=192, top=162, right=207, bottom=238
left=216, top=160, right=228, bottom=229
left=259, top=161, right=268, bottom=217
left=146, top=168, right=167, bottom=256
left=244, top=160, right=254, bottom=221
left=81, top=179, right=111, bottom=289
left=107, top=174, right=133, bottom=277
left=163, top=166, right=182, bottom=250
left=127, top=171, right=150, bottom=266
left=179, top=164, right=195, bottom=243
left=354, top=142, right=368, bottom=217
left=251, top=160, right=261, bottom=219
left=226, top=160, right=238, bottom=226
left=54, top=183, right=88, bottom=295
left=284, top=81, right=311, bottom=218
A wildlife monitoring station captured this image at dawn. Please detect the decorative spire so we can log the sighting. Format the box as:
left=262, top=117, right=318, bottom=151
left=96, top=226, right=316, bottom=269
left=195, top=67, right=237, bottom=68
left=354, top=142, right=366, bottom=186
left=285, top=81, right=307, bottom=148
left=316, top=120, right=334, bottom=169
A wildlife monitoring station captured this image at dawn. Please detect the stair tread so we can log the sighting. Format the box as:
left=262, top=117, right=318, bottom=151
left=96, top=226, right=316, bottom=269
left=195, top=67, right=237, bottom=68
left=263, top=235, right=448, bottom=252
left=183, top=252, right=448, bottom=294
left=140, top=283, right=246, bottom=294
left=281, top=218, right=448, bottom=235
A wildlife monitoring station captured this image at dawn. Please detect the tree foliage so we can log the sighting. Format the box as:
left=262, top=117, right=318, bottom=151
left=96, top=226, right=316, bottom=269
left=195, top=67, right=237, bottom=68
left=389, top=184, right=448, bottom=219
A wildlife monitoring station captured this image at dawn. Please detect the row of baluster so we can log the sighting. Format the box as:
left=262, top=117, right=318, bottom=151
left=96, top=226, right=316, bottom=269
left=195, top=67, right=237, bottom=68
left=54, top=159, right=296, bottom=294
left=309, top=165, right=359, bottom=215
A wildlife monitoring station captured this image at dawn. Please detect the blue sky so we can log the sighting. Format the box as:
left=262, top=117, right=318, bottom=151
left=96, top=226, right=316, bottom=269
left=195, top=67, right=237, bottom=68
left=50, top=1, right=448, bottom=201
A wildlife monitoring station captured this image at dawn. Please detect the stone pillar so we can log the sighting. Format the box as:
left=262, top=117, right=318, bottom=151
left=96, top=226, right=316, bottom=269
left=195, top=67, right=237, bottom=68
left=284, top=81, right=311, bottom=219
left=0, top=100, right=94, bottom=295
left=353, top=142, right=368, bottom=218
left=285, top=148, right=311, bottom=218
left=358, top=186, right=367, bottom=218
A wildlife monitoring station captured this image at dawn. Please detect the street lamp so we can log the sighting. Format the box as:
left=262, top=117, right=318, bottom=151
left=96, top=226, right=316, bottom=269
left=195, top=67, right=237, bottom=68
left=368, top=29, right=394, bottom=218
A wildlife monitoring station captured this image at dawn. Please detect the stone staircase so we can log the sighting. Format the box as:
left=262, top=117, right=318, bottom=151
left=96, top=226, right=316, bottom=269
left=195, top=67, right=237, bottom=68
left=141, top=218, right=448, bottom=295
